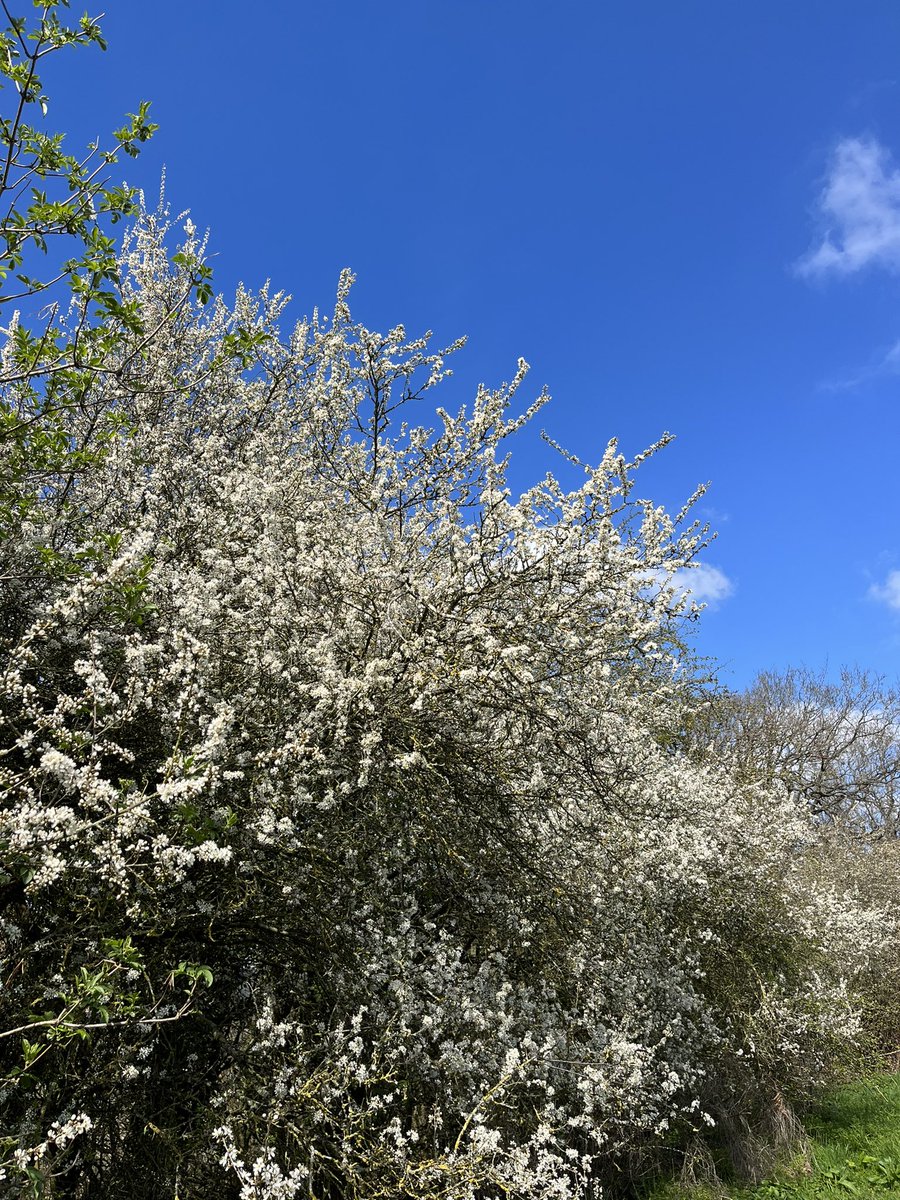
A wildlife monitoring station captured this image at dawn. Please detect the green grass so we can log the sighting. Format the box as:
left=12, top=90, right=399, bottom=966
left=641, top=1074, right=900, bottom=1200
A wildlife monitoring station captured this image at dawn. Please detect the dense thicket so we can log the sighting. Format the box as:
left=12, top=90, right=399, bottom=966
left=691, top=667, right=900, bottom=1078
left=0, top=8, right=892, bottom=1198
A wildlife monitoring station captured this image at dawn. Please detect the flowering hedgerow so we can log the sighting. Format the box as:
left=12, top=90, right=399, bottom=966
left=0, top=204, right=887, bottom=1199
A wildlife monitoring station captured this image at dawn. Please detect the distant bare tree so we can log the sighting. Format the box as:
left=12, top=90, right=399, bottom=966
left=698, top=666, right=900, bottom=839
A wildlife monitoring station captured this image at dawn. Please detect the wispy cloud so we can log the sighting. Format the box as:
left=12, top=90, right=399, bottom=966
left=820, top=335, right=900, bottom=391
left=675, top=563, right=734, bottom=606
left=848, top=79, right=898, bottom=111
left=699, top=504, right=730, bottom=525
left=869, top=569, right=900, bottom=612
left=796, top=136, right=900, bottom=278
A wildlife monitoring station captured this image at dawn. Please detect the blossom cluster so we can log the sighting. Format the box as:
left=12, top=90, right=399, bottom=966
left=0, top=207, right=887, bottom=1198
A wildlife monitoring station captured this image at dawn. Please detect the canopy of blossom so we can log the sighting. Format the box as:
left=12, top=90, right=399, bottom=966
left=0, top=208, right=886, bottom=1198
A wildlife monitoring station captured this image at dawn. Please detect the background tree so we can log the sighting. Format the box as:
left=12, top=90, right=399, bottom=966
left=694, top=665, right=900, bottom=839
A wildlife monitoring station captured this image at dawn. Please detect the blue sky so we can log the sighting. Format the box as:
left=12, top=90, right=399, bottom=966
left=46, top=1, right=900, bottom=688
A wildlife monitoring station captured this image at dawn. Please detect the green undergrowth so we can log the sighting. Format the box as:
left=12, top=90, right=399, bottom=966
left=641, top=1074, right=900, bottom=1200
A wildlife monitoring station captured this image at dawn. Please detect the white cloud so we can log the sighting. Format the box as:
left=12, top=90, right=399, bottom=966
left=674, top=562, right=734, bottom=606
left=869, top=569, right=900, bottom=611
left=820, top=334, right=900, bottom=391
left=797, top=136, right=900, bottom=278
left=699, top=504, right=730, bottom=525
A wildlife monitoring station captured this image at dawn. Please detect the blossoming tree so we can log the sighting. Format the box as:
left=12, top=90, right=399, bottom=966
left=0, top=8, right=887, bottom=1199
